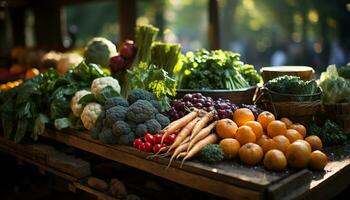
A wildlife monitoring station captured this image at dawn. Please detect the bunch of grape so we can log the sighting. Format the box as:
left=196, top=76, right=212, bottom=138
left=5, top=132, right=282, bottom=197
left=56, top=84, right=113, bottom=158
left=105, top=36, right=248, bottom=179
left=167, top=93, right=263, bottom=121
left=167, top=93, right=236, bottom=121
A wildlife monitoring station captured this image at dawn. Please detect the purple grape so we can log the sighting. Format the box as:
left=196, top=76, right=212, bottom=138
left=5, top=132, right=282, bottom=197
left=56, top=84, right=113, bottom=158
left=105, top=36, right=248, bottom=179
left=194, top=103, right=203, bottom=109
left=173, top=113, right=180, bottom=120
left=175, top=102, right=185, bottom=110
left=196, top=98, right=205, bottom=104
left=178, top=111, right=185, bottom=118
left=213, top=115, right=220, bottom=121
left=192, top=97, right=198, bottom=103
left=217, top=109, right=226, bottom=117
left=193, top=93, right=203, bottom=98
left=185, top=101, right=193, bottom=108
left=204, top=101, right=212, bottom=107
left=208, top=106, right=216, bottom=111
left=183, top=94, right=193, bottom=101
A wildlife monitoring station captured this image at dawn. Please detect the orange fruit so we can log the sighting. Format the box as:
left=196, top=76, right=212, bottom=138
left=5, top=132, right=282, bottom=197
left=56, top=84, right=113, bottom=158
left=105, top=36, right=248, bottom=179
left=256, top=134, right=268, bottom=147
left=309, top=150, right=328, bottom=171
left=273, top=135, right=290, bottom=153
left=233, top=108, right=255, bottom=127
left=257, top=111, right=275, bottom=129
left=294, top=139, right=312, bottom=152
left=286, top=141, right=311, bottom=168
left=216, top=119, right=238, bottom=138
left=262, top=138, right=278, bottom=154
left=239, top=143, right=263, bottom=166
left=235, top=125, right=256, bottom=145
left=280, top=117, right=293, bottom=128
left=267, top=120, right=287, bottom=138
left=289, top=123, right=307, bottom=138
left=264, top=149, right=287, bottom=171
left=219, top=138, right=241, bottom=159
left=25, top=68, right=40, bottom=79
left=285, top=129, right=303, bottom=143
left=244, top=121, right=263, bottom=140
left=305, top=135, right=323, bottom=151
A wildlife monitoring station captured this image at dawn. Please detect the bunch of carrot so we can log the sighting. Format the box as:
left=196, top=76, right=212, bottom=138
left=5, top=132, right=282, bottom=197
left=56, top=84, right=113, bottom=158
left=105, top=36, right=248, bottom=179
left=159, top=108, right=218, bottom=168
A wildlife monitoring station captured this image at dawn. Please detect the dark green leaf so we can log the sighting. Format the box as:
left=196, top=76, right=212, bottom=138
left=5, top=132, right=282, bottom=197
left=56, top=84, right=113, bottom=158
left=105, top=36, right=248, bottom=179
left=14, top=118, right=28, bottom=143
left=78, top=93, right=97, bottom=106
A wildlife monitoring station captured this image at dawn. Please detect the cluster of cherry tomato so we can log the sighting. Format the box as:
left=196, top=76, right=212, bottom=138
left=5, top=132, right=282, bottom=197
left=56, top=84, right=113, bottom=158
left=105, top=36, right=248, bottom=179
left=133, top=132, right=176, bottom=153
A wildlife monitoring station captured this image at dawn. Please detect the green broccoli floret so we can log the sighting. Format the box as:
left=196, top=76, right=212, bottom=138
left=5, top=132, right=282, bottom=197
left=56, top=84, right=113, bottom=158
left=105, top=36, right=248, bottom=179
left=105, top=97, right=129, bottom=110
left=126, top=100, right=157, bottom=123
left=94, top=111, right=105, bottom=131
left=106, top=106, right=128, bottom=125
left=112, top=121, right=131, bottom=136
left=90, top=127, right=100, bottom=139
left=127, top=121, right=137, bottom=132
left=127, top=89, right=156, bottom=104
left=150, top=100, right=161, bottom=112
left=103, top=118, right=112, bottom=128
left=118, top=132, right=135, bottom=145
left=145, top=119, right=162, bottom=134
left=200, top=144, right=224, bottom=163
left=99, top=128, right=118, bottom=144
left=155, top=113, right=170, bottom=128
left=135, top=124, right=147, bottom=137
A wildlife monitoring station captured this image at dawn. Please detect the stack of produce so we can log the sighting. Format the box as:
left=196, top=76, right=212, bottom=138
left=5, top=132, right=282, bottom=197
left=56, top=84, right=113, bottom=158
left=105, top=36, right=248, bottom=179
left=167, top=92, right=262, bottom=121
left=176, top=49, right=261, bottom=90
left=89, top=89, right=170, bottom=145
left=154, top=108, right=329, bottom=171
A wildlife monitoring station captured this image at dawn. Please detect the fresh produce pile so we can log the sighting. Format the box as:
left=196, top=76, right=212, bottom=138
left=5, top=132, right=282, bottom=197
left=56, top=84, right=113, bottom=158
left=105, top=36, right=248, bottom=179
left=89, top=89, right=170, bottom=145
left=167, top=92, right=262, bottom=121
left=177, top=49, right=261, bottom=90
left=319, top=65, right=350, bottom=103
left=145, top=107, right=330, bottom=171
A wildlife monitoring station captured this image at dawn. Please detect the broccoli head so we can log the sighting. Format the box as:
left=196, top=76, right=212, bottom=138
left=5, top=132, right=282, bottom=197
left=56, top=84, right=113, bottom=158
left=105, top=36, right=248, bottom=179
left=94, top=111, right=105, bottom=132
left=135, top=124, right=147, bottom=137
left=126, top=100, right=157, bottom=123
left=103, top=118, right=112, bottom=128
left=200, top=144, right=224, bottom=163
left=127, top=120, right=137, bottom=132
left=145, top=119, right=161, bottom=134
left=99, top=128, right=118, bottom=144
left=155, top=113, right=170, bottom=128
left=106, top=106, right=128, bottom=125
left=127, top=89, right=156, bottom=104
left=150, top=100, right=161, bottom=112
left=105, top=97, right=129, bottom=110
left=118, top=132, right=135, bottom=145
left=112, top=121, right=131, bottom=136
left=90, top=127, right=100, bottom=140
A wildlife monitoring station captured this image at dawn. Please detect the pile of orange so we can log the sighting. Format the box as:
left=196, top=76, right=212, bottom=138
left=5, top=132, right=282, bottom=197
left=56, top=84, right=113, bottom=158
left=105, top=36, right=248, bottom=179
left=216, top=108, right=328, bottom=171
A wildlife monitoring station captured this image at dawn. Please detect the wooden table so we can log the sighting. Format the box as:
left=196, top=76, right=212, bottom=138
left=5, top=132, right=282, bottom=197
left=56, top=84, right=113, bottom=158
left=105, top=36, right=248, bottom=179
left=36, top=130, right=350, bottom=200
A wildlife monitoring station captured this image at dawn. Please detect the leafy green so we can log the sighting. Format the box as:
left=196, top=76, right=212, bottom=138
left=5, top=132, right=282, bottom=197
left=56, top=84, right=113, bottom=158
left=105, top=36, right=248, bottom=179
left=236, top=64, right=261, bottom=86
left=128, top=64, right=177, bottom=112
left=308, top=120, right=347, bottom=146
left=177, top=49, right=258, bottom=90
left=338, top=63, right=350, bottom=79
left=319, top=65, right=350, bottom=103
left=266, top=75, right=320, bottom=95
left=199, top=144, right=224, bottom=163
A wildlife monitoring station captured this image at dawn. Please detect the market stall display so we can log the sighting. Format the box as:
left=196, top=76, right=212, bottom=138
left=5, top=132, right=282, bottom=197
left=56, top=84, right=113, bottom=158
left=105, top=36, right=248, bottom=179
left=0, top=23, right=349, bottom=200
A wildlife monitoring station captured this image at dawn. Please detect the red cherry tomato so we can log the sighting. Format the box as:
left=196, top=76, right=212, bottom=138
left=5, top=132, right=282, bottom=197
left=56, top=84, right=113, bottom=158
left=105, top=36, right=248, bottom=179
left=164, top=134, right=176, bottom=145
left=153, top=134, right=162, bottom=144
left=144, top=133, right=154, bottom=145
left=144, top=142, right=153, bottom=152
left=153, top=144, right=163, bottom=153
left=138, top=143, right=145, bottom=151
left=133, top=138, right=143, bottom=149
left=161, top=143, right=167, bottom=148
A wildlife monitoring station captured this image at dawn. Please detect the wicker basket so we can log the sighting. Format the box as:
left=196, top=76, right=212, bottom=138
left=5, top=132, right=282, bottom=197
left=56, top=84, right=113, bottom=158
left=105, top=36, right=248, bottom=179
left=256, top=87, right=322, bottom=123
left=323, top=103, right=350, bottom=135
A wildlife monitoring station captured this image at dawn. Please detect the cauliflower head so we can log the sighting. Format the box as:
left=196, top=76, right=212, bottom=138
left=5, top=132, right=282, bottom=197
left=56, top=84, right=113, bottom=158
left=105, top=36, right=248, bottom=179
left=71, top=90, right=92, bottom=117
left=84, top=37, right=117, bottom=67
left=91, top=76, right=121, bottom=97
left=81, top=102, right=103, bottom=130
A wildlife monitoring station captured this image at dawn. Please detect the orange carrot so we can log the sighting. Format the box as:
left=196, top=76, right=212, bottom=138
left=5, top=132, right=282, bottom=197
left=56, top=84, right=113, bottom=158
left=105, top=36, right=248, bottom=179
left=189, top=110, right=216, bottom=140
left=181, top=134, right=218, bottom=166
left=187, top=121, right=217, bottom=152
left=166, top=142, right=190, bottom=168
left=176, top=152, right=187, bottom=159
left=167, top=117, right=200, bottom=153
left=161, top=109, right=199, bottom=144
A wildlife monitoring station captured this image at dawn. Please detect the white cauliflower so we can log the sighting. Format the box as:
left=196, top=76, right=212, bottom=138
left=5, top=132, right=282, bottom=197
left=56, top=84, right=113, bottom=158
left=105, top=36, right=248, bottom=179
left=91, top=76, right=121, bottom=97
left=70, top=90, right=91, bottom=117
left=81, top=102, right=103, bottom=130
left=84, top=37, right=117, bottom=67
